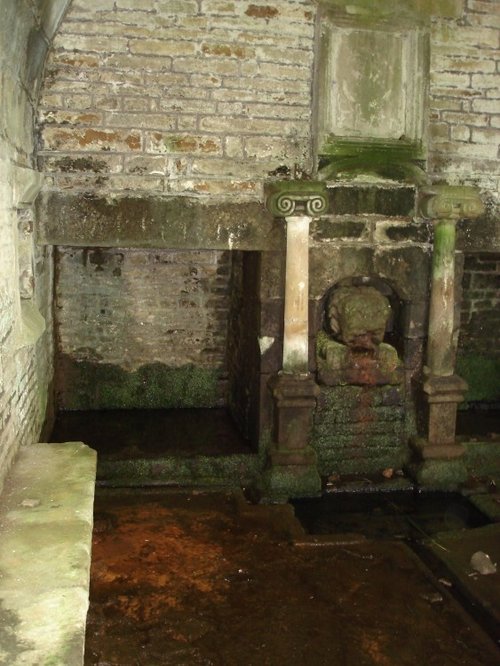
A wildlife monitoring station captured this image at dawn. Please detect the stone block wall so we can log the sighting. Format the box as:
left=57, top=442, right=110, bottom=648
left=313, top=386, right=407, bottom=476
left=307, top=185, right=431, bottom=473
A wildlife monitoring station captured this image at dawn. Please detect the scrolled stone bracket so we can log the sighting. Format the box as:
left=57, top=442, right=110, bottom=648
left=419, top=184, right=484, bottom=222
left=265, top=180, right=329, bottom=218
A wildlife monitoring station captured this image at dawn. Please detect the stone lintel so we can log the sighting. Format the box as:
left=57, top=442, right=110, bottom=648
left=35, top=191, right=281, bottom=251
left=319, top=0, right=465, bottom=22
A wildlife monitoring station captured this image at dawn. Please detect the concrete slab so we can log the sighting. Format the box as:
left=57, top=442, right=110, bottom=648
left=424, top=522, right=500, bottom=640
left=0, top=443, right=96, bottom=666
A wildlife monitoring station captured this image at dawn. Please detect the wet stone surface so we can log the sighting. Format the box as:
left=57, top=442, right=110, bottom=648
left=85, top=490, right=499, bottom=666
left=51, top=409, right=252, bottom=458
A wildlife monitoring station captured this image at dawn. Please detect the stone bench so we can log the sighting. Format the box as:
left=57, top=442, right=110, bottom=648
left=0, top=442, right=96, bottom=665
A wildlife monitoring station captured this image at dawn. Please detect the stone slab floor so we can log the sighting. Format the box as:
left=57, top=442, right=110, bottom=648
left=84, top=489, right=500, bottom=666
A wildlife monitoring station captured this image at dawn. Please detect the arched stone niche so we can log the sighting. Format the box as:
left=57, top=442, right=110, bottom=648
left=315, top=277, right=404, bottom=387
left=309, top=242, right=432, bottom=384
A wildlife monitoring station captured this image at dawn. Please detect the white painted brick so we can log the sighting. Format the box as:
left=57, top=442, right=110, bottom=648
left=450, top=125, right=471, bottom=141
left=471, top=72, right=500, bottom=89
left=116, top=0, right=155, bottom=9
left=130, top=40, right=198, bottom=57
left=441, top=110, right=491, bottom=126
left=471, top=127, right=500, bottom=144
left=431, top=71, right=471, bottom=88
left=224, top=135, right=244, bottom=158
left=54, top=35, right=129, bottom=53
left=106, top=112, right=177, bottom=131
left=173, top=57, right=240, bottom=76
left=156, top=0, right=199, bottom=14
left=471, top=98, right=500, bottom=113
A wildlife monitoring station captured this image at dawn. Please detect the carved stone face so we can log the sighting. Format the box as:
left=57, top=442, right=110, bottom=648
left=327, top=286, right=391, bottom=351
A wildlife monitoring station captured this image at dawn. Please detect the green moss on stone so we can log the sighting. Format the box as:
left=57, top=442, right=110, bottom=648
left=318, top=140, right=427, bottom=185
left=58, top=358, right=222, bottom=410
left=312, top=385, right=409, bottom=476
left=98, top=454, right=262, bottom=488
left=456, top=354, right=500, bottom=404
left=259, top=464, right=322, bottom=502
left=406, top=459, right=467, bottom=489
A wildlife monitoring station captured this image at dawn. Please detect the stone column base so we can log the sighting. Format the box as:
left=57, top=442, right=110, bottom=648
left=260, top=373, right=321, bottom=501
left=407, top=374, right=469, bottom=489
left=424, top=373, right=468, bottom=448
left=405, top=456, right=468, bottom=490
left=259, top=463, right=322, bottom=502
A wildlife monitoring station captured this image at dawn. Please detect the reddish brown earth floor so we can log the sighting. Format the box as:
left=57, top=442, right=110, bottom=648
left=84, top=490, right=499, bottom=666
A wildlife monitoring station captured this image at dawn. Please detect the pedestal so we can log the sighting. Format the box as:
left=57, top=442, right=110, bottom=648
left=409, top=374, right=469, bottom=488
left=260, top=373, right=321, bottom=500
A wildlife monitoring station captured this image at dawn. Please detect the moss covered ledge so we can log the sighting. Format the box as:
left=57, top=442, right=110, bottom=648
left=0, top=443, right=96, bottom=665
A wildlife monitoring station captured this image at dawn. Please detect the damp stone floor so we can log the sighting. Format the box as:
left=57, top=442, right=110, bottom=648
left=48, top=407, right=500, bottom=665
left=84, top=488, right=500, bottom=666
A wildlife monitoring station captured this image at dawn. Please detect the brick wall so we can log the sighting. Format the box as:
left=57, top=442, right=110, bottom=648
left=37, top=0, right=316, bottom=198
left=55, top=247, right=232, bottom=408
left=0, top=1, right=64, bottom=491
left=429, top=0, right=500, bottom=199
left=34, top=0, right=500, bottom=419
left=36, top=0, right=500, bottom=204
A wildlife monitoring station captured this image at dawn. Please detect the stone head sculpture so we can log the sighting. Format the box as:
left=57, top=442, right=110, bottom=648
left=326, top=286, right=391, bottom=352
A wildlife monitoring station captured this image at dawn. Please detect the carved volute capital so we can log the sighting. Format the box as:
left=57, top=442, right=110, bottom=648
left=265, top=181, right=329, bottom=218
left=419, top=185, right=484, bottom=222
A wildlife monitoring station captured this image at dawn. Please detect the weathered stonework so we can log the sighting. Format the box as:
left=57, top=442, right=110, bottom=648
left=312, top=385, right=409, bottom=476
left=55, top=246, right=233, bottom=409
left=1, top=0, right=497, bottom=499
left=409, top=185, right=485, bottom=486
left=36, top=192, right=280, bottom=250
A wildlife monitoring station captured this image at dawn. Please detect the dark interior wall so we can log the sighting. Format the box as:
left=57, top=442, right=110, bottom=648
left=226, top=252, right=262, bottom=445
left=55, top=246, right=232, bottom=410
left=458, top=251, right=500, bottom=405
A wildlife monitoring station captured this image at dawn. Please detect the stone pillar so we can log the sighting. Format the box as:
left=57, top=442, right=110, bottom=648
left=282, top=214, right=311, bottom=374
left=410, top=185, right=484, bottom=487
left=261, top=181, right=328, bottom=500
